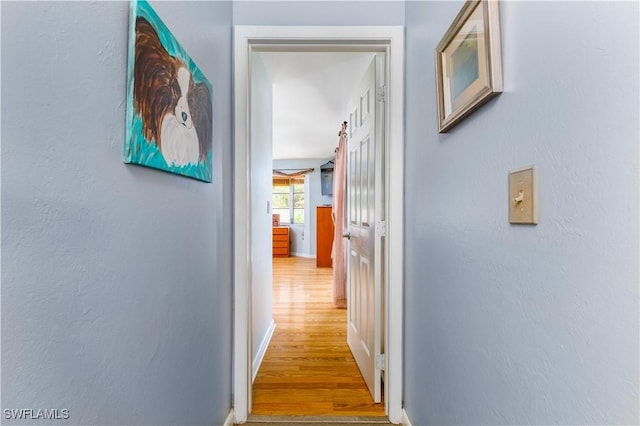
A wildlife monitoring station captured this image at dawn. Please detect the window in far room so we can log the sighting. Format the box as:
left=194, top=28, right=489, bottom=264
left=272, top=177, right=305, bottom=224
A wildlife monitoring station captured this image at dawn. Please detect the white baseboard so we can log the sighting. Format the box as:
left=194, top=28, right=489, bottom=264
left=252, top=320, right=276, bottom=383
left=291, top=252, right=315, bottom=259
left=223, top=408, right=234, bottom=426
left=401, top=408, right=413, bottom=426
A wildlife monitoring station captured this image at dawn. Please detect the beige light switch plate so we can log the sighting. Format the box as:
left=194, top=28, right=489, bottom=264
left=509, top=166, right=538, bottom=224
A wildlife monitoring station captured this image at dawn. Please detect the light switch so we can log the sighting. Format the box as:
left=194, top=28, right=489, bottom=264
left=509, top=166, right=538, bottom=224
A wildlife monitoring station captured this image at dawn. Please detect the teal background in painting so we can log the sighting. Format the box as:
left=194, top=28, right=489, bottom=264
left=125, top=0, right=213, bottom=182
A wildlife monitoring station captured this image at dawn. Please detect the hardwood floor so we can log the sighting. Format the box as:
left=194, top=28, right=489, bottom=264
left=252, top=256, right=386, bottom=417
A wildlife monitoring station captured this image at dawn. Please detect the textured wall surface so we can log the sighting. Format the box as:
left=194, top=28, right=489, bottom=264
left=1, top=1, right=233, bottom=425
left=233, top=1, right=404, bottom=26
left=404, top=1, right=639, bottom=425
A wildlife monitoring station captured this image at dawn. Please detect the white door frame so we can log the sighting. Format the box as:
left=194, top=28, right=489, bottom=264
left=233, top=26, right=404, bottom=424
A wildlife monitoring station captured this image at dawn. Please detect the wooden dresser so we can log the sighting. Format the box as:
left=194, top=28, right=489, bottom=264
left=272, top=227, right=290, bottom=257
left=316, top=206, right=334, bottom=267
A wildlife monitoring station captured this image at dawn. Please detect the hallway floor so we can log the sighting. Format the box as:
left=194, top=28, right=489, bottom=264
left=251, top=256, right=386, bottom=417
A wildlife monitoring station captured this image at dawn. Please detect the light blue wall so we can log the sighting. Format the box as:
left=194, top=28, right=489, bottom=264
left=1, top=1, right=233, bottom=425
left=233, top=1, right=404, bottom=25
left=251, top=53, right=274, bottom=371
left=404, top=1, right=639, bottom=425
left=273, top=159, right=334, bottom=257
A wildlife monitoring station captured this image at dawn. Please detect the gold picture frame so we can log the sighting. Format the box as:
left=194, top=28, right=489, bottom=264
left=435, top=0, right=502, bottom=133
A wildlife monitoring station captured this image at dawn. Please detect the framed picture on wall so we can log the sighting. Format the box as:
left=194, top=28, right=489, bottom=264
left=435, top=0, right=502, bottom=133
left=125, top=0, right=214, bottom=182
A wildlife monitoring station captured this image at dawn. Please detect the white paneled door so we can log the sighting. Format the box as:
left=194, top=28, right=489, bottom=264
left=345, top=55, right=384, bottom=403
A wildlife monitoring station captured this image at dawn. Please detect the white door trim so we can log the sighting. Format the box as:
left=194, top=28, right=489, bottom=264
left=233, top=25, right=404, bottom=425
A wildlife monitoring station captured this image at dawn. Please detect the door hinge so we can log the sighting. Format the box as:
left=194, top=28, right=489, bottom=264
left=375, top=221, right=386, bottom=237
left=376, top=85, right=387, bottom=102
left=375, top=354, right=386, bottom=370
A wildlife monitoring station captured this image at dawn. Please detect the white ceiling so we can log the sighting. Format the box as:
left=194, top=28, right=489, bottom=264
left=259, top=52, right=376, bottom=160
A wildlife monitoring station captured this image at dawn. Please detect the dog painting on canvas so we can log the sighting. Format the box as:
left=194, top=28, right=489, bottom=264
left=125, top=0, right=213, bottom=182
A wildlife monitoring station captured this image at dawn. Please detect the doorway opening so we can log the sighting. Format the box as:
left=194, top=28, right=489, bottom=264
left=233, top=26, right=405, bottom=425
left=257, top=50, right=380, bottom=411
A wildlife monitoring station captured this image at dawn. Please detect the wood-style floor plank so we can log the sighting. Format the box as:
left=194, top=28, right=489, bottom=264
left=252, top=257, right=385, bottom=417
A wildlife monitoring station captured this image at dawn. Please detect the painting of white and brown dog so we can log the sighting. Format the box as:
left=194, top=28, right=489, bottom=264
left=125, top=0, right=213, bottom=182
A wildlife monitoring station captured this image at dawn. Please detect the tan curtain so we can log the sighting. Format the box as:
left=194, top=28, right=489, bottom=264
left=332, top=128, right=347, bottom=309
